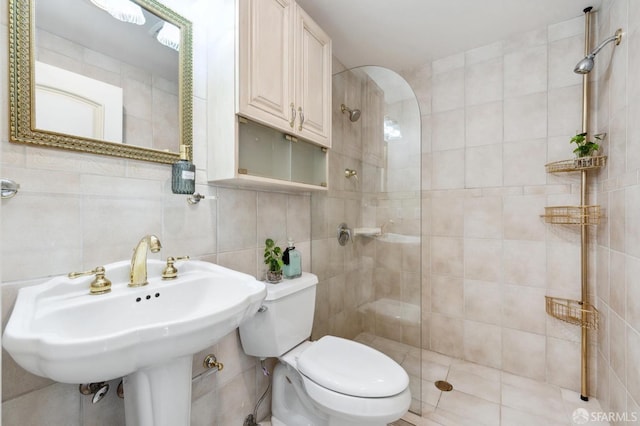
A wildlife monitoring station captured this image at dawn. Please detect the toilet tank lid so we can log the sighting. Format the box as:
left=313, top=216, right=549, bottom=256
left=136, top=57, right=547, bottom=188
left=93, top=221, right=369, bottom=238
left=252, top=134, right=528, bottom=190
left=297, top=336, right=409, bottom=398
left=264, top=272, right=318, bottom=301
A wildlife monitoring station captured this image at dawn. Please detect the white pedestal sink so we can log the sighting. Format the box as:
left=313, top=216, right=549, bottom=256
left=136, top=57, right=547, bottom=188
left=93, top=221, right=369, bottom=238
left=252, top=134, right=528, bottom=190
left=3, top=260, right=266, bottom=426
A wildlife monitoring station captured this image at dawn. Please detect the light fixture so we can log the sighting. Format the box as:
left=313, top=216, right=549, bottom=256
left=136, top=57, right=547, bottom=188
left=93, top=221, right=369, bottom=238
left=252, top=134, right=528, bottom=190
left=156, top=22, right=181, bottom=51
left=90, top=0, right=146, bottom=25
left=384, top=116, right=402, bottom=141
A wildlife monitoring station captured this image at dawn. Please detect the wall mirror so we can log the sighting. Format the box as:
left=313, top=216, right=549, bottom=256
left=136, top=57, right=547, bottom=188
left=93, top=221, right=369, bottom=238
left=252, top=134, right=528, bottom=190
left=8, top=0, right=193, bottom=164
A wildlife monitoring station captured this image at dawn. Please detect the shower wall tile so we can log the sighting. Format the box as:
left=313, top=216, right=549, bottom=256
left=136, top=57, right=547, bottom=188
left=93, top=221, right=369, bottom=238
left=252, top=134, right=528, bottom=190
left=463, top=321, right=502, bottom=369
left=431, top=237, right=464, bottom=277
left=465, top=58, right=503, bottom=106
left=547, top=85, right=582, bottom=136
left=465, top=144, right=503, bottom=188
left=626, top=256, right=640, bottom=332
left=463, top=196, right=503, bottom=239
left=465, top=101, right=503, bottom=147
left=432, top=149, right=465, bottom=189
left=431, top=275, right=463, bottom=318
left=463, top=279, right=502, bottom=326
left=465, top=41, right=503, bottom=66
left=548, top=15, right=584, bottom=42
left=464, top=238, right=502, bottom=282
left=503, top=93, right=548, bottom=142
left=502, top=328, right=546, bottom=381
left=432, top=53, right=464, bottom=75
left=503, top=139, right=547, bottom=186
left=548, top=36, right=584, bottom=89
left=431, top=109, right=465, bottom=151
left=430, top=196, right=464, bottom=237
left=502, top=285, right=547, bottom=334
left=430, top=314, right=464, bottom=358
left=504, top=45, right=548, bottom=98
left=431, top=68, right=465, bottom=113
left=503, top=240, right=547, bottom=287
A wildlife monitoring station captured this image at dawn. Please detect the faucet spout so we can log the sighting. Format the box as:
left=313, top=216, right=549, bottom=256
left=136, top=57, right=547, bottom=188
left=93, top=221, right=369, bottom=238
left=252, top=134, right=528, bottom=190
left=130, top=235, right=162, bottom=287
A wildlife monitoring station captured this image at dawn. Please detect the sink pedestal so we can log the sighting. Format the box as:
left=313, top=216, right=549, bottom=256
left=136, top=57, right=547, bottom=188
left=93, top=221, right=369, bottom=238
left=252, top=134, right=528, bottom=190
left=123, top=356, right=193, bottom=426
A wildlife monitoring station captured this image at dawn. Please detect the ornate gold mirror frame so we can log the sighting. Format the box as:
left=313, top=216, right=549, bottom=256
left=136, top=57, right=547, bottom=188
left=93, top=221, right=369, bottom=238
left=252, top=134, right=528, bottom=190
left=8, top=0, right=193, bottom=164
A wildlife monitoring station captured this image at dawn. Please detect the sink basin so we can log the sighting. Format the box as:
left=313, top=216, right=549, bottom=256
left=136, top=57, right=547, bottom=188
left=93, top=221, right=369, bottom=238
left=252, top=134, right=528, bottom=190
left=3, top=259, right=266, bottom=425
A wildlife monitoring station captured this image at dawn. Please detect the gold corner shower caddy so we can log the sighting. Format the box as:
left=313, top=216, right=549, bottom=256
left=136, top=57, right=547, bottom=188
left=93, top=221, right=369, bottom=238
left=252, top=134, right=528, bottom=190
left=541, top=6, right=621, bottom=402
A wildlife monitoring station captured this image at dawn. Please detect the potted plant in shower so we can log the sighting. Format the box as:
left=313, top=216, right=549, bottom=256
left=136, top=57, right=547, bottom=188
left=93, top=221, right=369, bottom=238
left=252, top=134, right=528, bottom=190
left=264, top=238, right=284, bottom=283
left=570, top=131, right=605, bottom=168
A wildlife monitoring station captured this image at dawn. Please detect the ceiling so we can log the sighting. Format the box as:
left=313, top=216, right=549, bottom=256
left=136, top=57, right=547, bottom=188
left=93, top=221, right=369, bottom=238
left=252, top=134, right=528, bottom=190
left=296, top=0, right=604, bottom=71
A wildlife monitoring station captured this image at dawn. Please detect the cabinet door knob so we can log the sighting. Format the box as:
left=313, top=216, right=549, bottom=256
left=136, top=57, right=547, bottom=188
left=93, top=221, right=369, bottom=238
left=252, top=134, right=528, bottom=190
left=298, top=107, right=304, bottom=131
left=289, top=103, right=296, bottom=128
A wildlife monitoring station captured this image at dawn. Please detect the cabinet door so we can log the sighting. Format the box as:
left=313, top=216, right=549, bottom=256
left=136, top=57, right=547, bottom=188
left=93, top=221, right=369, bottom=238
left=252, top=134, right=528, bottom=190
left=294, top=5, right=332, bottom=148
left=239, top=0, right=294, bottom=131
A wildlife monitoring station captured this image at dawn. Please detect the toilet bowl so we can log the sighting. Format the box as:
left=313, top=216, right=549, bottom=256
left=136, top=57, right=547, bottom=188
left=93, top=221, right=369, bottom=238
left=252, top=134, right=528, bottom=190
left=239, top=273, right=411, bottom=425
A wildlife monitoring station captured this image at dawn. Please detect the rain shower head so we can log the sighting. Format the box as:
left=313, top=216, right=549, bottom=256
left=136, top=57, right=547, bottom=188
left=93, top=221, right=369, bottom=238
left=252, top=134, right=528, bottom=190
left=341, top=104, right=361, bottom=122
left=574, top=29, right=623, bottom=74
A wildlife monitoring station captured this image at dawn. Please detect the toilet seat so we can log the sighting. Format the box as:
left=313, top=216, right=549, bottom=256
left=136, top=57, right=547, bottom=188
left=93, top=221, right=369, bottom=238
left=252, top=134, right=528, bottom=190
left=296, top=336, right=409, bottom=397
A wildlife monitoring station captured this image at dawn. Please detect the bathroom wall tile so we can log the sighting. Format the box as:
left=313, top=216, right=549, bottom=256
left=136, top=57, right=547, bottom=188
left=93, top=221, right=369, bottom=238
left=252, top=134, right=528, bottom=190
left=465, top=41, right=503, bottom=66
left=214, top=368, right=256, bottom=426
left=546, top=336, right=582, bottom=392
left=432, top=149, right=465, bottom=190
left=503, top=139, right=547, bottom=186
left=627, top=325, right=640, bottom=405
left=609, top=367, right=627, bottom=420
left=609, top=251, right=626, bottom=318
left=2, top=383, right=81, bottom=426
left=625, top=186, right=640, bottom=257
left=548, top=15, right=584, bottom=42
left=503, top=240, right=546, bottom=287
left=465, top=101, right=503, bottom=148
left=431, top=275, right=463, bottom=318
left=465, top=58, right=503, bottom=106
left=504, top=45, right=547, bottom=98
left=217, top=188, right=257, bottom=252
left=626, top=256, right=640, bottom=332
left=503, top=93, right=547, bottom=142
left=546, top=242, right=581, bottom=297
left=503, top=194, right=547, bottom=241
left=217, top=248, right=259, bottom=279
left=464, top=239, right=502, bottom=282
left=464, top=196, right=503, bottom=239
left=430, top=314, right=464, bottom=359
left=431, top=237, right=464, bottom=277
left=82, top=198, right=164, bottom=268
left=432, top=68, right=465, bottom=113
left=256, top=192, right=288, bottom=245
left=504, top=28, right=547, bottom=54
left=609, top=189, right=626, bottom=252
left=501, top=328, right=546, bottom=381
left=463, top=321, right=502, bottom=369
left=464, top=279, right=501, bottom=325
left=2, top=194, right=83, bottom=281
left=465, top=144, right=503, bottom=188
left=286, top=194, right=311, bottom=245
left=431, top=109, right=465, bottom=152
left=609, top=310, right=627, bottom=385
left=431, top=196, right=464, bottom=237
left=548, top=35, right=584, bottom=89
left=502, top=285, right=547, bottom=334
left=548, top=85, right=582, bottom=137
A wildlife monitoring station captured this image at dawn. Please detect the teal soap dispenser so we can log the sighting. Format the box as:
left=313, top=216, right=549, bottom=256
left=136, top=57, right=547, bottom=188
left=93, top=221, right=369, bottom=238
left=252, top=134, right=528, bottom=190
left=283, top=239, right=302, bottom=279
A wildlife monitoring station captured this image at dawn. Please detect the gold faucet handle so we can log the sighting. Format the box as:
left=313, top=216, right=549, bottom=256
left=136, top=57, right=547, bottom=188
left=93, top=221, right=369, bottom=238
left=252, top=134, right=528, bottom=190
left=68, top=266, right=112, bottom=295
left=162, top=256, right=190, bottom=280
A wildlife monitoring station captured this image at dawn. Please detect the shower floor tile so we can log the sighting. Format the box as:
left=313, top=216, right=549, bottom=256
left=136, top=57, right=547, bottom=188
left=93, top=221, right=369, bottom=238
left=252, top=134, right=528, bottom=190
left=353, top=333, right=610, bottom=426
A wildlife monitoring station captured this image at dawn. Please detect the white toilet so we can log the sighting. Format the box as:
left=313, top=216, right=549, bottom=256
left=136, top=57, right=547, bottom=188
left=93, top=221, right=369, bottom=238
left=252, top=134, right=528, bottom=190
left=239, top=272, right=411, bottom=426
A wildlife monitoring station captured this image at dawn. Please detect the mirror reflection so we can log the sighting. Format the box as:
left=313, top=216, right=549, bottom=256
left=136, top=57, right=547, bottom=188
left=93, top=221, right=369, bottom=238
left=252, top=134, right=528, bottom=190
left=35, top=0, right=179, bottom=150
left=8, top=0, right=192, bottom=164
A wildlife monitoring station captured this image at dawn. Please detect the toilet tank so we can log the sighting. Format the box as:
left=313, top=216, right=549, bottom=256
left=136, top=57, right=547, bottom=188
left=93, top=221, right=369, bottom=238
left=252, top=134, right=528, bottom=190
left=239, top=273, right=318, bottom=358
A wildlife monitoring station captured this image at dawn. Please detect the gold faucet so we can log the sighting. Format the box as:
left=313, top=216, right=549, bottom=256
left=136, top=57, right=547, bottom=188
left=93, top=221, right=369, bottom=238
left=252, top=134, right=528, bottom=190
left=129, top=235, right=162, bottom=287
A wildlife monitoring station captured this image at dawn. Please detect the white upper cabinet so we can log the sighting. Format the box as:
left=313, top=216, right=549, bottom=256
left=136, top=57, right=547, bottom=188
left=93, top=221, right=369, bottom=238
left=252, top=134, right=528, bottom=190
left=238, top=0, right=332, bottom=148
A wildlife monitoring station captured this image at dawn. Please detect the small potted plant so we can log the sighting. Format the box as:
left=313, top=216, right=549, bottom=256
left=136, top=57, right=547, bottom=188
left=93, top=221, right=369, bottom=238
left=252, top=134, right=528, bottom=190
left=264, top=238, right=283, bottom=283
left=571, top=132, right=604, bottom=168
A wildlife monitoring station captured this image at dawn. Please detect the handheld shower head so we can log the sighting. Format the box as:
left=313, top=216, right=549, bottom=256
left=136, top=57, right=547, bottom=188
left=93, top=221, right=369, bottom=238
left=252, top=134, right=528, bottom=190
left=574, top=29, right=623, bottom=74
left=340, top=104, right=361, bottom=122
